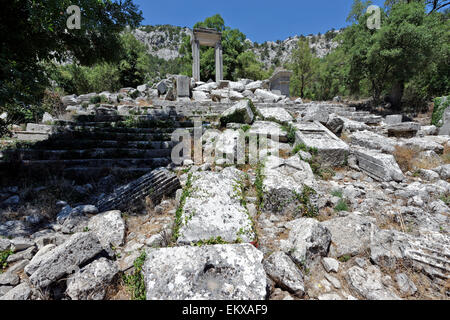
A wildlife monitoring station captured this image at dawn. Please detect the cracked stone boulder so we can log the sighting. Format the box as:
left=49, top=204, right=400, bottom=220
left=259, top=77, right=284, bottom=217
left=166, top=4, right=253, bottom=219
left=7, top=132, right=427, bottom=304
left=0, top=220, right=31, bottom=238
left=66, top=257, right=119, bottom=300
left=176, top=167, right=255, bottom=245
left=254, top=89, right=282, bottom=103
left=249, top=121, right=289, bottom=142
left=370, top=229, right=450, bottom=285
left=263, top=251, right=304, bottom=297
left=352, top=147, right=405, bottom=182
left=340, top=116, right=370, bottom=132
left=294, top=121, right=349, bottom=166
left=220, top=100, right=254, bottom=126
left=346, top=266, right=401, bottom=300
left=257, top=107, right=294, bottom=123
left=143, top=244, right=267, bottom=300
left=349, top=130, right=397, bottom=154
left=397, top=137, right=444, bottom=154
left=0, top=282, right=32, bottom=301
left=325, top=114, right=344, bottom=136
left=302, top=105, right=329, bottom=124
left=387, top=122, right=420, bottom=138
left=432, top=164, right=450, bottom=180
left=321, top=214, right=378, bottom=259
left=262, top=155, right=317, bottom=214
left=25, top=232, right=104, bottom=288
left=88, top=210, right=125, bottom=248
left=280, top=218, right=331, bottom=267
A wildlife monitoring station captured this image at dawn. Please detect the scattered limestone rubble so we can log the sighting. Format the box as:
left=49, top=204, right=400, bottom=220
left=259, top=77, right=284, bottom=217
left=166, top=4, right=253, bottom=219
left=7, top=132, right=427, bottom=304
left=0, top=81, right=449, bottom=301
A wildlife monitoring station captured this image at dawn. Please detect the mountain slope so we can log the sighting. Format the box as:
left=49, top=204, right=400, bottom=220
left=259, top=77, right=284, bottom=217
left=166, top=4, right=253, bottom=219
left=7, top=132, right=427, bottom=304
left=133, top=25, right=340, bottom=68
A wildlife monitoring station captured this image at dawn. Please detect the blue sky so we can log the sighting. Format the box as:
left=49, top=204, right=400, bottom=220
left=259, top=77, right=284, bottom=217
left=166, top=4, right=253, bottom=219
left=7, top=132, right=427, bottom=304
left=133, top=0, right=386, bottom=42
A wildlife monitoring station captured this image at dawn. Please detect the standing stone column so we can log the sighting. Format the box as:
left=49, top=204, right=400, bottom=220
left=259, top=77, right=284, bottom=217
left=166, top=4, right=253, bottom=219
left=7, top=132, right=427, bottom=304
left=192, top=40, right=200, bottom=81
left=215, top=42, right=223, bottom=82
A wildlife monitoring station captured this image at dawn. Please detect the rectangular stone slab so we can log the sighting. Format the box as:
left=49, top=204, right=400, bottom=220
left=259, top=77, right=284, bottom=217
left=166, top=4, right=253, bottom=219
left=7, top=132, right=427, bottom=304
left=352, top=147, right=404, bottom=182
left=176, top=75, right=190, bottom=98
left=177, top=167, right=255, bottom=245
left=143, top=244, right=266, bottom=300
left=293, top=121, right=349, bottom=166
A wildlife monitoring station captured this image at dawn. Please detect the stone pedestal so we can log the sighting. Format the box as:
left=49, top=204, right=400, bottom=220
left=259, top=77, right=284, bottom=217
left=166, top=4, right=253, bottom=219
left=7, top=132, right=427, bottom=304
left=176, top=75, right=190, bottom=98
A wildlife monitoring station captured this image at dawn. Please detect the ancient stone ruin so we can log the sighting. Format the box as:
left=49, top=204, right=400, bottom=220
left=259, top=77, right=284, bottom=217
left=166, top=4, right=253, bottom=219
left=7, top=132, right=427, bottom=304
left=0, top=70, right=449, bottom=302
left=191, top=28, right=223, bottom=82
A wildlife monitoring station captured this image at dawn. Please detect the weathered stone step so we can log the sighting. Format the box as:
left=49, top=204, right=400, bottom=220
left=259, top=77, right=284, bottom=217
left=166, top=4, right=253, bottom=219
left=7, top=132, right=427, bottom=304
left=6, top=158, right=171, bottom=168
left=51, top=130, right=174, bottom=142
left=2, top=148, right=172, bottom=161
left=66, top=120, right=195, bottom=130
left=72, top=113, right=188, bottom=123
left=32, top=140, right=175, bottom=150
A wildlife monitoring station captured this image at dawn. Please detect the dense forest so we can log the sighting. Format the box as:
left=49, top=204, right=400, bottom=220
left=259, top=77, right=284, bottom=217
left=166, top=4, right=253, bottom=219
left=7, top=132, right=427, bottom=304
left=0, top=0, right=449, bottom=136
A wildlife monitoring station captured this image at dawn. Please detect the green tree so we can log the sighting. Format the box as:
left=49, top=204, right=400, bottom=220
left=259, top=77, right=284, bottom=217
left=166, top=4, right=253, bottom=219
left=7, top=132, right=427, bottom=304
left=289, top=38, right=314, bottom=98
left=117, top=32, right=152, bottom=88
left=341, top=1, right=441, bottom=108
left=234, top=51, right=269, bottom=80
left=0, top=0, right=142, bottom=121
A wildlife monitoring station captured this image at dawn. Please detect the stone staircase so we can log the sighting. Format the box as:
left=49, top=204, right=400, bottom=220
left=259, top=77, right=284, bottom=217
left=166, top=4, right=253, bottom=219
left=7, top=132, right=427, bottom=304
left=0, top=101, right=368, bottom=184
left=0, top=112, right=196, bottom=183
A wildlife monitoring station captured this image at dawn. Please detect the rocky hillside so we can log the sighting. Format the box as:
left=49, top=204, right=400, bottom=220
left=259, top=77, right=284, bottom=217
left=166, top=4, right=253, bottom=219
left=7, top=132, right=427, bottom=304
left=132, top=24, right=339, bottom=67
left=133, top=25, right=191, bottom=60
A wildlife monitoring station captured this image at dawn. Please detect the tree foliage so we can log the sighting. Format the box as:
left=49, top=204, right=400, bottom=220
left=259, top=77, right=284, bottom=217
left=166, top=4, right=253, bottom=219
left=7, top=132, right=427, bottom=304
left=0, top=0, right=142, bottom=114
left=294, top=0, right=448, bottom=110
left=289, top=38, right=315, bottom=98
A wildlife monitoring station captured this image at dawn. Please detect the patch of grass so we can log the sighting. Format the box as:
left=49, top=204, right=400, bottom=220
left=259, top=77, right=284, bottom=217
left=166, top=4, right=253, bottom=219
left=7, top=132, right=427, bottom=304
left=241, top=124, right=251, bottom=132
left=123, top=251, right=147, bottom=300
left=440, top=195, right=450, bottom=206
left=1, top=249, right=14, bottom=273
left=193, top=236, right=229, bottom=246
left=331, top=190, right=343, bottom=198
left=281, top=123, right=297, bottom=144
left=319, top=167, right=335, bottom=181
left=172, top=172, right=194, bottom=241
left=338, top=254, right=351, bottom=263
left=234, top=173, right=258, bottom=243
left=293, top=143, right=318, bottom=156
left=89, top=95, right=101, bottom=104
left=293, top=185, right=318, bottom=218
left=254, top=160, right=265, bottom=213
left=431, top=96, right=450, bottom=127
left=393, top=145, right=418, bottom=172
left=334, top=199, right=349, bottom=212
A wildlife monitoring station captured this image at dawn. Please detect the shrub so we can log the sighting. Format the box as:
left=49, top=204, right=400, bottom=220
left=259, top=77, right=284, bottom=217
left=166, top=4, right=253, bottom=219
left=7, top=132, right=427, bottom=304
left=431, top=96, right=450, bottom=127
left=0, top=250, right=13, bottom=272
left=281, top=124, right=297, bottom=144
left=254, top=161, right=265, bottom=213
left=123, top=251, right=147, bottom=300
left=90, top=95, right=102, bottom=104
left=334, top=199, right=349, bottom=212
left=42, top=89, right=64, bottom=117
left=393, top=145, right=417, bottom=172
left=294, top=185, right=318, bottom=218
